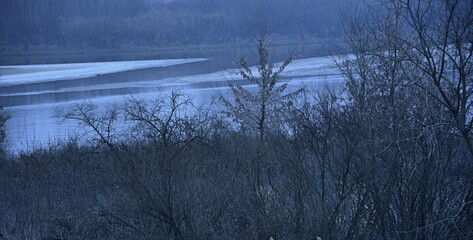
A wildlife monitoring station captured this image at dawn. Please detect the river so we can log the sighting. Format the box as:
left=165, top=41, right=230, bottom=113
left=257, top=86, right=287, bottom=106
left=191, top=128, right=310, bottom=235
left=0, top=45, right=346, bottom=154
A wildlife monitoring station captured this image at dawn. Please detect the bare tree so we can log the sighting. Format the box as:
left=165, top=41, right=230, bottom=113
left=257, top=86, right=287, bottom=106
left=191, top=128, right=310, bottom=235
left=397, top=0, right=473, bottom=236
left=219, top=37, right=304, bottom=239
left=55, top=102, right=121, bottom=152
left=221, top=36, right=303, bottom=142
left=336, top=0, right=473, bottom=238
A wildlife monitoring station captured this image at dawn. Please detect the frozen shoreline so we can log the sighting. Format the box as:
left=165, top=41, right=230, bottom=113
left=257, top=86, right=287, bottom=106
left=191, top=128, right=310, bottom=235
left=0, top=58, right=208, bottom=86
left=2, top=56, right=344, bottom=98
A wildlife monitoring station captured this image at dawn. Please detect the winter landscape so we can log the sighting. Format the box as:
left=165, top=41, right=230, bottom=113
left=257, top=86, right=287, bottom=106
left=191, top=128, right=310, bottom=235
left=1, top=0, right=473, bottom=239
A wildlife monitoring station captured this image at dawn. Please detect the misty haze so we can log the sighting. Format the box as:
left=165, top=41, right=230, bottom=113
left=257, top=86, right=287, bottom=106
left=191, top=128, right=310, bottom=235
left=1, top=0, right=473, bottom=239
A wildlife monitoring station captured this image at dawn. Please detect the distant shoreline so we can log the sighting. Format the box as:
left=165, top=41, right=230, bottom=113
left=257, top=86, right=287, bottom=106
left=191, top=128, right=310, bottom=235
left=0, top=37, right=347, bottom=66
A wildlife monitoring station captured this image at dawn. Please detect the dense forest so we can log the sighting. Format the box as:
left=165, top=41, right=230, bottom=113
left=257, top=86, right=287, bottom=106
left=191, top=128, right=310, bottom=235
left=0, top=0, right=345, bottom=50
left=1, top=0, right=473, bottom=239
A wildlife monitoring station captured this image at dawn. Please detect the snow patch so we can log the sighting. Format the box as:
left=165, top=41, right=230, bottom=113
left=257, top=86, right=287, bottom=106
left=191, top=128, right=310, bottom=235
left=0, top=58, right=208, bottom=86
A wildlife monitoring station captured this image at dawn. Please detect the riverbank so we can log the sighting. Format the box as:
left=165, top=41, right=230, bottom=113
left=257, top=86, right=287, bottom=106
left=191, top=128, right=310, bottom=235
left=0, top=37, right=346, bottom=66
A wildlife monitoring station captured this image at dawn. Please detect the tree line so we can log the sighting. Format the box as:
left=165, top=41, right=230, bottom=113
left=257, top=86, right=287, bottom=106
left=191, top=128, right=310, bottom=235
left=0, top=0, right=345, bottom=50
left=1, top=0, right=473, bottom=239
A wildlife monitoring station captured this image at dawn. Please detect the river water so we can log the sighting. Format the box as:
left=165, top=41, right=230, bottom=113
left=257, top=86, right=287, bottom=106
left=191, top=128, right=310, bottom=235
left=0, top=45, right=346, bottom=154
